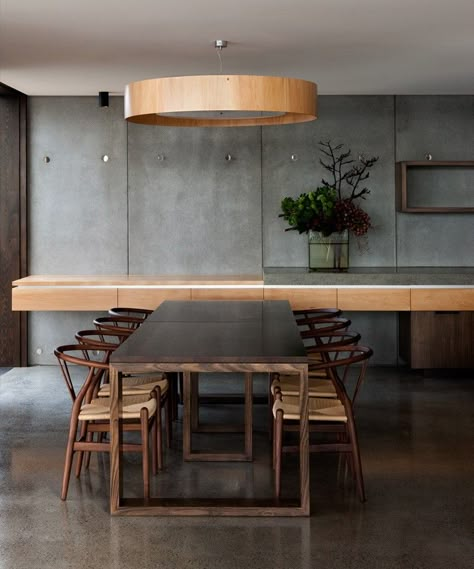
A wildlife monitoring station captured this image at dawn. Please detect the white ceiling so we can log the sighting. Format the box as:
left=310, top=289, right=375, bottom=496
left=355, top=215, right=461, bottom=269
left=1, top=0, right=474, bottom=96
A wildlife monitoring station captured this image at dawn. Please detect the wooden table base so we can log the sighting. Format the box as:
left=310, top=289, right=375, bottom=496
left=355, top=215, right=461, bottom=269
left=110, top=361, right=309, bottom=516
left=113, top=498, right=305, bottom=517
left=185, top=371, right=253, bottom=462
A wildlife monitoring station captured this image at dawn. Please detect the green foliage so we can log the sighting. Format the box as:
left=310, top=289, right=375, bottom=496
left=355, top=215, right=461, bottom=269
left=279, top=187, right=338, bottom=235
left=279, top=141, right=378, bottom=237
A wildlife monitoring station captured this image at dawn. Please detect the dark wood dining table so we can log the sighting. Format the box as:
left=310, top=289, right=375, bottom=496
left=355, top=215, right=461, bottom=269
left=109, top=300, right=309, bottom=516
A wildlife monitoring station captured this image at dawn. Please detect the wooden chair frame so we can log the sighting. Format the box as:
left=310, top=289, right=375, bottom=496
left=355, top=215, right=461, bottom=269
left=109, top=307, right=154, bottom=320
left=94, top=315, right=144, bottom=332
left=293, top=307, right=342, bottom=320
left=268, top=330, right=361, bottom=436
left=299, top=317, right=351, bottom=337
left=75, top=330, right=172, bottom=452
left=272, top=345, right=373, bottom=502
left=55, top=344, right=160, bottom=501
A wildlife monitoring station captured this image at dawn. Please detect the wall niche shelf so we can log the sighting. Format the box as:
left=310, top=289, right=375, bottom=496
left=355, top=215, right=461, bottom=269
left=396, top=160, right=474, bottom=213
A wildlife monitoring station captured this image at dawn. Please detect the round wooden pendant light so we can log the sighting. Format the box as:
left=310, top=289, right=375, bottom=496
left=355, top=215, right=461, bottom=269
left=125, top=40, right=317, bottom=127
left=125, top=74, right=317, bottom=127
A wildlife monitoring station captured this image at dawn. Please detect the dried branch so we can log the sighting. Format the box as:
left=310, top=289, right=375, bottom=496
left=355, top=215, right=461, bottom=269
left=318, top=141, right=378, bottom=201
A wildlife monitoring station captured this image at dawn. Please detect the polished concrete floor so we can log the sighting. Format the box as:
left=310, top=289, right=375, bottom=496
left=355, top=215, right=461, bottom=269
left=0, top=366, right=472, bottom=568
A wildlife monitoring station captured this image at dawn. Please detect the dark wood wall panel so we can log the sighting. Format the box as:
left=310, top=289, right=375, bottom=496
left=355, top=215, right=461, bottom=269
left=0, top=84, right=27, bottom=366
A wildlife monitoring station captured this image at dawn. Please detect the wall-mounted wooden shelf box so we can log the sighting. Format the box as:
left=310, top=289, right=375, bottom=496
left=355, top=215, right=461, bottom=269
left=396, top=161, right=474, bottom=213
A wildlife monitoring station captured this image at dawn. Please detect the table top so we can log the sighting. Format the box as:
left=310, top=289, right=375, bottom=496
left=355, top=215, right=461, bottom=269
left=147, top=300, right=293, bottom=322
left=110, top=300, right=308, bottom=364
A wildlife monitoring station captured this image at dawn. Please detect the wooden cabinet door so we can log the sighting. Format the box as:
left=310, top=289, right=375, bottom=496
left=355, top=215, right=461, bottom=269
left=409, top=311, right=474, bottom=368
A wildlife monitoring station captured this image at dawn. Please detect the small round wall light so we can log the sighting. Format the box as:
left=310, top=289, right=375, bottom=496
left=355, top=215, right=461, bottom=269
left=102, top=155, right=109, bottom=162
left=290, top=154, right=298, bottom=162
left=43, top=156, right=50, bottom=163
left=425, top=153, right=433, bottom=161
left=225, top=154, right=233, bottom=161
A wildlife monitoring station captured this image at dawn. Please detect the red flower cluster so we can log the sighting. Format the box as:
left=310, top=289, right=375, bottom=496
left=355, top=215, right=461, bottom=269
left=334, top=199, right=372, bottom=236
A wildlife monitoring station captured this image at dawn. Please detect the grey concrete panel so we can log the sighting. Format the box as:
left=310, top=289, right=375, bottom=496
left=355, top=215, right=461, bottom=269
left=396, top=96, right=474, bottom=161
left=128, top=125, right=262, bottom=275
left=397, top=214, right=474, bottom=266
left=28, top=312, right=108, bottom=365
left=396, top=96, right=474, bottom=266
left=28, top=96, right=128, bottom=274
left=262, top=96, right=396, bottom=268
left=344, top=312, right=399, bottom=366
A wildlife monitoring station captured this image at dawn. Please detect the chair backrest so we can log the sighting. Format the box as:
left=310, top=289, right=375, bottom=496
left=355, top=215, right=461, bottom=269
left=299, top=317, right=351, bottom=345
left=308, top=344, right=373, bottom=405
left=93, top=315, right=142, bottom=333
left=75, top=329, right=130, bottom=350
left=307, top=331, right=361, bottom=352
left=54, top=344, right=112, bottom=406
left=294, top=307, right=342, bottom=321
left=109, top=307, right=153, bottom=320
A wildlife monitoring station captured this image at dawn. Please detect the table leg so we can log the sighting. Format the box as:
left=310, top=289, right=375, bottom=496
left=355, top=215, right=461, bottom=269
left=110, top=368, right=123, bottom=514
left=184, top=371, right=253, bottom=462
left=183, top=371, right=192, bottom=460
left=111, top=363, right=307, bottom=515
left=191, top=372, right=199, bottom=431
left=244, top=372, right=253, bottom=460
left=299, top=365, right=310, bottom=515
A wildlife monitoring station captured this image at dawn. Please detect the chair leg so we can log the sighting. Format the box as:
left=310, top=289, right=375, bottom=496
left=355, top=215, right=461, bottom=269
left=272, top=415, right=277, bottom=469
left=346, top=419, right=366, bottom=502
left=274, top=409, right=284, bottom=498
left=268, top=373, right=274, bottom=440
left=61, top=418, right=78, bottom=501
left=170, top=373, right=178, bottom=420
left=340, top=431, right=354, bottom=479
left=155, top=388, right=163, bottom=471
left=84, top=430, right=94, bottom=470
left=74, top=420, right=88, bottom=478
left=165, top=394, right=172, bottom=448
left=140, top=408, right=150, bottom=500
left=151, top=415, right=158, bottom=476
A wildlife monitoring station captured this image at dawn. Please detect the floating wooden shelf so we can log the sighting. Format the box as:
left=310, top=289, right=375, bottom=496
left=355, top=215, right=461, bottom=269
left=12, top=276, right=474, bottom=311
left=396, top=161, right=474, bottom=213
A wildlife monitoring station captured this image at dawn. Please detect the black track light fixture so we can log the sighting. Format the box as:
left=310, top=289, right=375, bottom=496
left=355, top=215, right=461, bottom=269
left=98, top=91, right=109, bottom=108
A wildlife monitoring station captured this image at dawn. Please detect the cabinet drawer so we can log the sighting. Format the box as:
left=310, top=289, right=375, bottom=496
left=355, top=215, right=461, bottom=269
left=411, top=289, right=474, bottom=311
left=12, top=286, right=117, bottom=311
left=117, top=288, right=191, bottom=310
left=337, top=288, right=410, bottom=311
left=191, top=288, right=263, bottom=301
left=264, top=288, right=337, bottom=310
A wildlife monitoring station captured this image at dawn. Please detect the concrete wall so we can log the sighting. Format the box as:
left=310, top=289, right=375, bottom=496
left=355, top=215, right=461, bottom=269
left=395, top=96, right=474, bottom=266
left=263, top=96, right=396, bottom=267
left=27, top=95, right=474, bottom=364
left=127, top=125, right=262, bottom=275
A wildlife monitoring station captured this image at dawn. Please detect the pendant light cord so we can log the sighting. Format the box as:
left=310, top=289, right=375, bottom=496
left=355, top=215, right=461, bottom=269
left=216, top=47, right=223, bottom=74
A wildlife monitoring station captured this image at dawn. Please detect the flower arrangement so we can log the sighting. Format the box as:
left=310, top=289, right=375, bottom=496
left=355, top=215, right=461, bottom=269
left=280, top=141, right=378, bottom=238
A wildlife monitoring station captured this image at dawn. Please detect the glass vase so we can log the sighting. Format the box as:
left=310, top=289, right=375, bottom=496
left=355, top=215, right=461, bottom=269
left=308, top=230, right=349, bottom=271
